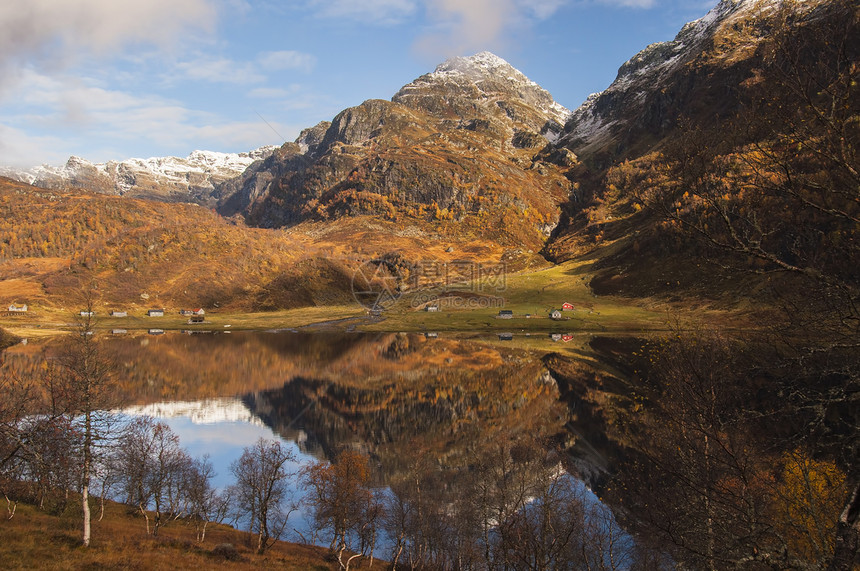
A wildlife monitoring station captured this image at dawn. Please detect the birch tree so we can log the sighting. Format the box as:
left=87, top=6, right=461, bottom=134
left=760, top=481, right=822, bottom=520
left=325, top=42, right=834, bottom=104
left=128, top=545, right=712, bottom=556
left=230, top=438, right=297, bottom=554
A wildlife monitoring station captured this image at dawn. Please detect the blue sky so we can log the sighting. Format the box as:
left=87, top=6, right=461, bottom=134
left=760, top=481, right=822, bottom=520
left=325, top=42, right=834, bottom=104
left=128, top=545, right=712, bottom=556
left=0, top=0, right=716, bottom=169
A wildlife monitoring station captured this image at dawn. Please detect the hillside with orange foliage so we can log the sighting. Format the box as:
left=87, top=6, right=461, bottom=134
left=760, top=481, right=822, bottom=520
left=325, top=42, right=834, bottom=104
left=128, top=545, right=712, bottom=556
left=0, top=177, right=525, bottom=314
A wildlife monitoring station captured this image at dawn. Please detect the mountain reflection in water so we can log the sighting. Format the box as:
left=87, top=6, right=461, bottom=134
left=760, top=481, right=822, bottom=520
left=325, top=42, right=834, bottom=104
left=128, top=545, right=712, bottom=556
left=3, top=329, right=638, bottom=560
left=4, top=330, right=624, bottom=485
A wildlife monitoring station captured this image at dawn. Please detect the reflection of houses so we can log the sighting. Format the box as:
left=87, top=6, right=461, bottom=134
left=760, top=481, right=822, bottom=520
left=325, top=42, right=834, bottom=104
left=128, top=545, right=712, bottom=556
left=498, top=310, right=513, bottom=319
left=147, top=309, right=165, bottom=317
left=109, top=310, right=127, bottom=317
left=7, top=303, right=28, bottom=314
left=148, top=329, right=165, bottom=335
left=550, top=309, right=562, bottom=320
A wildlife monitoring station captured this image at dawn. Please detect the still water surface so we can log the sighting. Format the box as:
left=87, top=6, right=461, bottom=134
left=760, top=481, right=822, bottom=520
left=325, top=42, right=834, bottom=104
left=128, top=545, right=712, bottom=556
left=6, top=328, right=627, bottom=549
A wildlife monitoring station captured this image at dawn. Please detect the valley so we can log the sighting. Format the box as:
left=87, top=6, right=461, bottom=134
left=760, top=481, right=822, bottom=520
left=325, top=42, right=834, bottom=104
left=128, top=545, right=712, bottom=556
left=0, top=0, right=857, bottom=567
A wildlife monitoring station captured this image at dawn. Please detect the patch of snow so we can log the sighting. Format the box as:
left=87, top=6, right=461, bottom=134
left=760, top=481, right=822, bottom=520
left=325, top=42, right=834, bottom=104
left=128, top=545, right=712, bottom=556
left=562, top=0, right=793, bottom=151
left=395, top=51, right=570, bottom=125
left=120, top=397, right=267, bottom=427
left=2, top=145, right=276, bottom=196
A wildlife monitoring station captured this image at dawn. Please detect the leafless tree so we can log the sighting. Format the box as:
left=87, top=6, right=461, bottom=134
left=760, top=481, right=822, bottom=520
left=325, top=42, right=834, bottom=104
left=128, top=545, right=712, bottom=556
left=229, top=437, right=297, bottom=554
left=495, top=468, right=589, bottom=571
left=114, top=416, right=191, bottom=535
left=301, top=449, right=382, bottom=570
left=610, top=327, right=851, bottom=570
left=0, top=367, right=41, bottom=518
left=145, top=421, right=191, bottom=535
left=55, top=291, right=117, bottom=547
left=22, top=415, right=80, bottom=513
left=183, top=455, right=230, bottom=543
left=635, top=1, right=859, bottom=565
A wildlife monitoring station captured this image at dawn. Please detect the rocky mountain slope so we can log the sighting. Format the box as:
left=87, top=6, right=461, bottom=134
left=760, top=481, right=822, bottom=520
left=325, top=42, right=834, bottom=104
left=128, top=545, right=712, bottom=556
left=556, top=0, right=820, bottom=163
left=1, top=0, right=850, bottom=305
left=547, top=0, right=858, bottom=299
left=0, top=147, right=275, bottom=206
left=216, top=52, right=575, bottom=250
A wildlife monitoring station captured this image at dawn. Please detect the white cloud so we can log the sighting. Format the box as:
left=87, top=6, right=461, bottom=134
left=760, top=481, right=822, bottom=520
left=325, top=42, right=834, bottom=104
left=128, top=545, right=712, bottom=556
left=0, top=0, right=216, bottom=72
left=247, top=87, right=295, bottom=99
left=257, top=51, right=317, bottom=72
left=584, top=0, right=655, bottom=7
left=188, top=120, right=298, bottom=149
left=0, top=67, right=311, bottom=167
left=0, top=122, right=69, bottom=168
left=303, top=0, right=568, bottom=61
left=412, top=0, right=570, bottom=61
left=174, top=57, right=267, bottom=85
left=415, top=0, right=569, bottom=60
left=167, top=50, right=316, bottom=86
left=309, top=0, right=418, bottom=25
left=415, top=0, right=512, bottom=58
left=516, top=0, right=568, bottom=19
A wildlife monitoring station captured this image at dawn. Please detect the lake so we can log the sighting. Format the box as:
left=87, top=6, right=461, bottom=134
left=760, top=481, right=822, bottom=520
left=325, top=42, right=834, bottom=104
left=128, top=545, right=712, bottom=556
left=2, top=328, right=636, bottom=564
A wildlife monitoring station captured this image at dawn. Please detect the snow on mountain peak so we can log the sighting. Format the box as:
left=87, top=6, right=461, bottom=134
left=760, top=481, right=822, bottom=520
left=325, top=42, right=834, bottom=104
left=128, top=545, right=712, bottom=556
left=561, top=0, right=810, bottom=152
left=396, top=51, right=570, bottom=125
left=434, top=51, right=521, bottom=79
left=121, top=398, right=267, bottom=427
left=1, top=146, right=277, bottom=202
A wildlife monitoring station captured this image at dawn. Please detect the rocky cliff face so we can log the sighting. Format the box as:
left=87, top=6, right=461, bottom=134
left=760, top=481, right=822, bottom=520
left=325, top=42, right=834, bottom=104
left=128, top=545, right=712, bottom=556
left=557, top=0, right=808, bottom=162
left=1, top=147, right=275, bottom=206
left=216, top=52, right=574, bottom=249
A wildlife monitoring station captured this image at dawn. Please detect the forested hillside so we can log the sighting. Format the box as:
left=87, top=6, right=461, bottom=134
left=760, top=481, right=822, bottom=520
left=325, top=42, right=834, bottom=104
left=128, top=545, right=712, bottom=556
left=0, top=176, right=516, bottom=312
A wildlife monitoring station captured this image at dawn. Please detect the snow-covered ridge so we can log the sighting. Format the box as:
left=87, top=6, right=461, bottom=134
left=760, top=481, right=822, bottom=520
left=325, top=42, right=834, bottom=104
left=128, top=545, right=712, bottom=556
left=2, top=145, right=276, bottom=200
left=432, top=51, right=530, bottom=83
left=562, top=0, right=803, bottom=151
left=599, top=0, right=811, bottom=94
left=125, top=147, right=274, bottom=177
left=395, top=51, right=570, bottom=126
left=120, top=397, right=267, bottom=427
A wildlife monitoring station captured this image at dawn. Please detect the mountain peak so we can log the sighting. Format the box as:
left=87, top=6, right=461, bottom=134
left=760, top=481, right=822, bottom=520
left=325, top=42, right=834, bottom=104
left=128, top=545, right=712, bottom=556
left=433, top=51, right=518, bottom=78
left=559, top=0, right=824, bottom=156
left=0, top=146, right=276, bottom=205
left=394, top=51, right=569, bottom=126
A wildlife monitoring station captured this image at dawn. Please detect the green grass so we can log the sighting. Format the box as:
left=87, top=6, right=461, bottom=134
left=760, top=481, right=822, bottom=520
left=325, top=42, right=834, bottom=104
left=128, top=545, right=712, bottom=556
left=360, top=260, right=678, bottom=333
left=0, top=261, right=738, bottom=338
left=0, top=305, right=367, bottom=336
